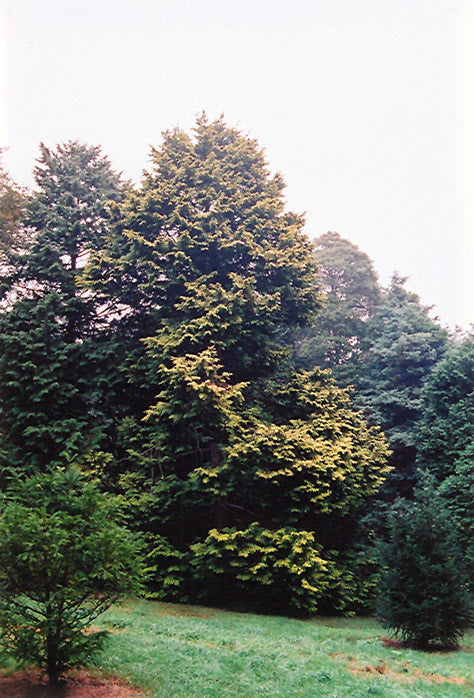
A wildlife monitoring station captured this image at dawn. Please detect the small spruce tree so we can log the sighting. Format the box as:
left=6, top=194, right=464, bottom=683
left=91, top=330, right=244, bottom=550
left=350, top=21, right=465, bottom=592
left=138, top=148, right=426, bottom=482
left=0, top=468, right=144, bottom=685
left=377, top=477, right=472, bottom=650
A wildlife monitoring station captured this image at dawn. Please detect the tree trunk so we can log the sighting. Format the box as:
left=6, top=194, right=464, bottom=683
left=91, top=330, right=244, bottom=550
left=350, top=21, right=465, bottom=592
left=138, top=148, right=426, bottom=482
left=46, top=638, right=59, bottom=686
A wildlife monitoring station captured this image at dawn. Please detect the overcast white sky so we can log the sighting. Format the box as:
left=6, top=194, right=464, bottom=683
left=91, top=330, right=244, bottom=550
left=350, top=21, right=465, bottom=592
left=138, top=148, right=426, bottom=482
left=1, top=0, right=473, bottom=329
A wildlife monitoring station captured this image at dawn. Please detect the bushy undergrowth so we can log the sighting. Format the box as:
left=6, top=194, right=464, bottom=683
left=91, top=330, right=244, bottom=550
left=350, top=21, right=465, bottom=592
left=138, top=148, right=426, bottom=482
left=190, top=523, right=329, bottom=615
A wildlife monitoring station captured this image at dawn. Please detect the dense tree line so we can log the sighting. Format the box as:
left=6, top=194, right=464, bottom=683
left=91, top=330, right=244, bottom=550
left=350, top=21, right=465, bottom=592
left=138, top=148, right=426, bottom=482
left=0, top=119, right=471, bottom=636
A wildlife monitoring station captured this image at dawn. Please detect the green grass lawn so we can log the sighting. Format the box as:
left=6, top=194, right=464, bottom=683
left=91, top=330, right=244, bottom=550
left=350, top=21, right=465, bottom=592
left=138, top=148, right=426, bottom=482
left=89, top=600, right=473, bottom=697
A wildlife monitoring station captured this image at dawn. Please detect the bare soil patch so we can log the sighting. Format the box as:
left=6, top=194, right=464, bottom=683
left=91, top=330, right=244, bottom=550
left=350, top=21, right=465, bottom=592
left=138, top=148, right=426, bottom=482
left=380, top=635, right=405, bottom=649
left=0, top=669, right=144, bottom=697
left=380, top=635, right=474, bottom=653
left=348, top=657, right=467, bottom=685
left=329, top=650, right=468, bottom=685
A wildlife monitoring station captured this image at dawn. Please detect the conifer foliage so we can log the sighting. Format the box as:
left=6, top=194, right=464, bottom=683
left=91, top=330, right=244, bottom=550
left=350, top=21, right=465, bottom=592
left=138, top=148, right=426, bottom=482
left=0, top=142, right=123, bottom=472
left=89, top=114, right=320, bottom=379
left=0, top=120, right=391, bottom=616
left=354, top=275, right=448, bottom=496
left=377, top=478, right=472, bottom=650
left=0, top=468, right=143, bottom=685
left=290, top=231, right=381, bottom=385
left=416, top=335, right=474, bottom=482
left=94, top=117, right=390, bottom=612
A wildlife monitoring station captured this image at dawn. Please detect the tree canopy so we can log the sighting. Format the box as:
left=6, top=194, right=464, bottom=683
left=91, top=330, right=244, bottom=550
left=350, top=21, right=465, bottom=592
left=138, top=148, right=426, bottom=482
left=415, top=335, right=474, bottom=482
left=87, top=115, right=321, bottom=382
left=353, top=274, right=449, bottom=495
left=291, top=231, right=381, bottom=385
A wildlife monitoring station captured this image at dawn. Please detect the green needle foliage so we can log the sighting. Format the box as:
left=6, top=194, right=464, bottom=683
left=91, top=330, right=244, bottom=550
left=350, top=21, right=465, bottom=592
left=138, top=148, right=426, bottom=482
left=191, top=524, right=329, bottom=615
left=354, top=274, right=449, bottom=497
left=416, top=335, right=474, bottom=482
left=95, top=117, right=391, bottom=613
left=436, top=456, right=474, bottom=585
left=87, top=113, right=321, bottom=381
left=0, top=468, right=144, bottom=685
left=377, top=478, right=472, bottom=651
left=0, top=142, right=124, bottom=472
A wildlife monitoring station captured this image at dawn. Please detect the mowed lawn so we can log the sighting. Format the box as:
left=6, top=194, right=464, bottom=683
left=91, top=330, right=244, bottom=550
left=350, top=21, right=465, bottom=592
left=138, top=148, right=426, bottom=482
left=91, top=600, right=473, bottom=697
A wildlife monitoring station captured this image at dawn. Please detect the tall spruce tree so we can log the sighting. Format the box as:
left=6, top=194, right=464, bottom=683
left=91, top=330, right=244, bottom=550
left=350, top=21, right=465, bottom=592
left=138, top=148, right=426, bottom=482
left=0, top=142, right=123, bottom=472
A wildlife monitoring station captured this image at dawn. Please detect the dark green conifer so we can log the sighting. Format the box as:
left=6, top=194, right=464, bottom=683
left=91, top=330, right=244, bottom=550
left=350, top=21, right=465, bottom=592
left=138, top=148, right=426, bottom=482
left=355, top=274, right=448, bottom=496
left=0, top=142, right=123, bottom=471
left=377, top=478, right=472, bottom=650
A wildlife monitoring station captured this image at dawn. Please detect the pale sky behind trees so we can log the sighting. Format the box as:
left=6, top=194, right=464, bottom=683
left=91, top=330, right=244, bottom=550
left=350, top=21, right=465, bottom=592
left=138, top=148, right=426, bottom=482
left=1, top=0, right=473, bottom=329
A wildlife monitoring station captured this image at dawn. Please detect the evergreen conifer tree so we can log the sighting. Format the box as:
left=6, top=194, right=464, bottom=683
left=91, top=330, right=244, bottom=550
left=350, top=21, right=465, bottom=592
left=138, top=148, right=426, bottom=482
left=377, top=477, right=472, bottom=650
left=0, top=142, right=123, bottom=472
left=416, top=335, right=474, bottom=482
left=96, top=117, right=390, bottom=613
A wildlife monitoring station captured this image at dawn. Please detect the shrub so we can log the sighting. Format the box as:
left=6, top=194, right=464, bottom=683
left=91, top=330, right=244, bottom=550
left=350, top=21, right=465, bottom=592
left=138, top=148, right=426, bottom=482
left=318, top=550, right=379, bottom=616
left=190, top=523, right=329, bottom=615
left=145, top=534, right=189, bottom=601
left=0, top=468, right=144, bottom=685
left=377, top=479, right=472, bottom=650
